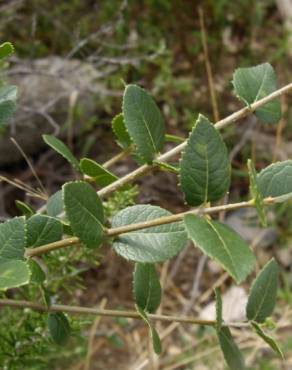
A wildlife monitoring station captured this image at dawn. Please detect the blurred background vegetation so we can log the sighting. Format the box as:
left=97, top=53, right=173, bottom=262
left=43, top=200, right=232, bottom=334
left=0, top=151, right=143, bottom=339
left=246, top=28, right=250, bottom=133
left=0, top=0, right=291, bottom=369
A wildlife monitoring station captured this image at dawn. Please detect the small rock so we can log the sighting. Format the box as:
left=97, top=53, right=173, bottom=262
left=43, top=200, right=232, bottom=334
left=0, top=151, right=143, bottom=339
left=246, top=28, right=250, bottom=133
left=200, top=286, right=248, bottom=322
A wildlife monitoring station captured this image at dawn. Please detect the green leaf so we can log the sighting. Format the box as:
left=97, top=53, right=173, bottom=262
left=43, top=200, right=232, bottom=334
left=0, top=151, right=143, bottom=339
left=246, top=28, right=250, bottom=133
left=15, top=200, right=35, bottom=218
left=0, top=217, right=26, bottom=262
left=42, top=135, right=80, bottom=172
left=48, top=312, right=71, bottom=345
left=112, top=205, right=187, bottom=263
left=134, top=263, right=161, bottom=313
left=26, top=215, right=63, bottom=248
left=247, top=159, right=267, bottom=226
left=47, top=190, right=64, bottom=217
left=251, top=322, right=283, bottom=359
left=0, top=260, right=30, bottom=290
left=63, top=181, right=104, bottom=248
left=217, top=327, right=245, bottom=370
left=0, top=42, right=14, bottom=59
left=28, top=259, right=46, bottom=284
left=179, top=115, right=230, bottom=206
left=112, top=113, right=132, bottom=149
left=0, top=85, right=17, bottom=126
left=80, top=158, right=118, bottom=187
left=257, top=160, right=292, bottom=200
left=215, top=288, right=223, bottom=332
left=246, top=258, right=278, bottom=323
left=123, top=84, right=165, bottom=163
left=136, top=305, right=161, bottom=355
left=184, top=215, right=255, bottom=283
left=232, top=63, right=281, bottom=124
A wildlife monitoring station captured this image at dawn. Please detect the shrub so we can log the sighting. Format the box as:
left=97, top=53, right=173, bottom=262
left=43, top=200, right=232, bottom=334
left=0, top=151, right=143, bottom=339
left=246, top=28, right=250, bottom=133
left=1, top=44, right=292, bottom=369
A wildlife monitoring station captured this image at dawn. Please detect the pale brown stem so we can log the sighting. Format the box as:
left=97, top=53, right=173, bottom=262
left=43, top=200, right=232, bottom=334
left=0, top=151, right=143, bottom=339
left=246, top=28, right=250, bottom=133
left=102, top=146, right=132, bottom=169
left=25, top=237, right=79, bottom=257
left=0, top=299, right=248, bottom=328
left=25, top=198, right=276, bottom=258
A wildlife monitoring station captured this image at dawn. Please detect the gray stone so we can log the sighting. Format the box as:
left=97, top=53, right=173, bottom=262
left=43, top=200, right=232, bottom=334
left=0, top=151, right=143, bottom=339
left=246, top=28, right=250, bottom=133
left=0, top=57, right=119, bottom=165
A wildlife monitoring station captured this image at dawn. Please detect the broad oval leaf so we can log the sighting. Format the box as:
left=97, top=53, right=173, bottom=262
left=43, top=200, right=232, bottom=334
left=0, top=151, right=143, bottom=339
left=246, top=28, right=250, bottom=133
left=184, top=214, right=255, bottom=283
left=26, top=215, right=63, bottom=248
left=48, top=312, right=71, bottom=345
left=80, top=158, right=118, bottom=187
left=257, top=160, right=292, bottom=200
left=112, top=113, right=132, bottom=149
left=179, top=115, right=230, bottom=206
left=251, top=322, right=283, bottom=359
left=136, top=305, right=161, bottom=355
left=247, top=159, right=267, bottom=226
left=217, top=327, right=245, bottom=370
left=232, top=63, right=281, bottom=124
left=246, top=258, right=278, bottom=323
left=0, top=42, right=14, bottom=59
left=43, top=135, right=80, bottom=172
left=0, top=217, right=26, bottom=262
left=0, top=85, right=17, bottom=126
left=112, top=205, right=187, bottom=263
left=47, top=190, right=64, bottom=217
left=134, top=263, right=161, bottom=313
left=63, top=181, right=104, bottom=248
left=123, top=84, right=165, bottom=163
left=0, top=260, right=30, bottom=290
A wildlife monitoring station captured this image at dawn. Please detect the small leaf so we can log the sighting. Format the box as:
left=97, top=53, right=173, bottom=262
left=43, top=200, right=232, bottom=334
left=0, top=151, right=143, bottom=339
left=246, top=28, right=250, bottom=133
left=0, top=42, right=14, bottom=59
left=112, top=205, right=187, bottom=263
left=15, top=200, right=35, bottom=218
left=217, top=327, right=245, bottom=370
left=112, top=113, right=132, bottom=149
left=43, top=135, right=80, bottom=172
left=28, top=259, right=46, bottom=284
left=257, top=160, right=292, bottom=200
left=251, top=322, right=283, bottom=359
left=215, top=288, right=223, bottom=332
left=0, top=260, right=30, bottom=290
left=0, top=85, right=17, bottom=126
left=47, top=190, right=64, bottom=217
left=136, top=305, right=161, bottom=355
left=246, top=258, right=278, bottom=323
left=134, top=263, right=161, bottom=313
left=0, top=217, right=26, bottom=262
left=63, top=181, right=104, bottom=248
left=247, top=159, right=267, bottom=226
left=179, top=115, right=230, bottom=206
left=232, top=63, right=281, bottom=124
left=184, top=214, right=255, bottom=283
left=48, top=312, right=71, bottom=345
left=26, top=215, right=63, bottom=248
left=123, top=84, right=165, bottom=163
left=80, top=158, right=118, bottom=187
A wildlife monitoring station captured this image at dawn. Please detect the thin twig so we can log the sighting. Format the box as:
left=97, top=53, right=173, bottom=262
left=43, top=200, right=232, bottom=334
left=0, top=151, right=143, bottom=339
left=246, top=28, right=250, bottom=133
left=0, top=299, right=248, bottom=328
left=84, top=298, right=107, bottom=370
left=25, top=197, right=277, bottom=258
left=102, top=146, right=132, bottom=169
left=10, top=137, right=48, bottom=198
left=198, top=7, right=220, bottom=122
